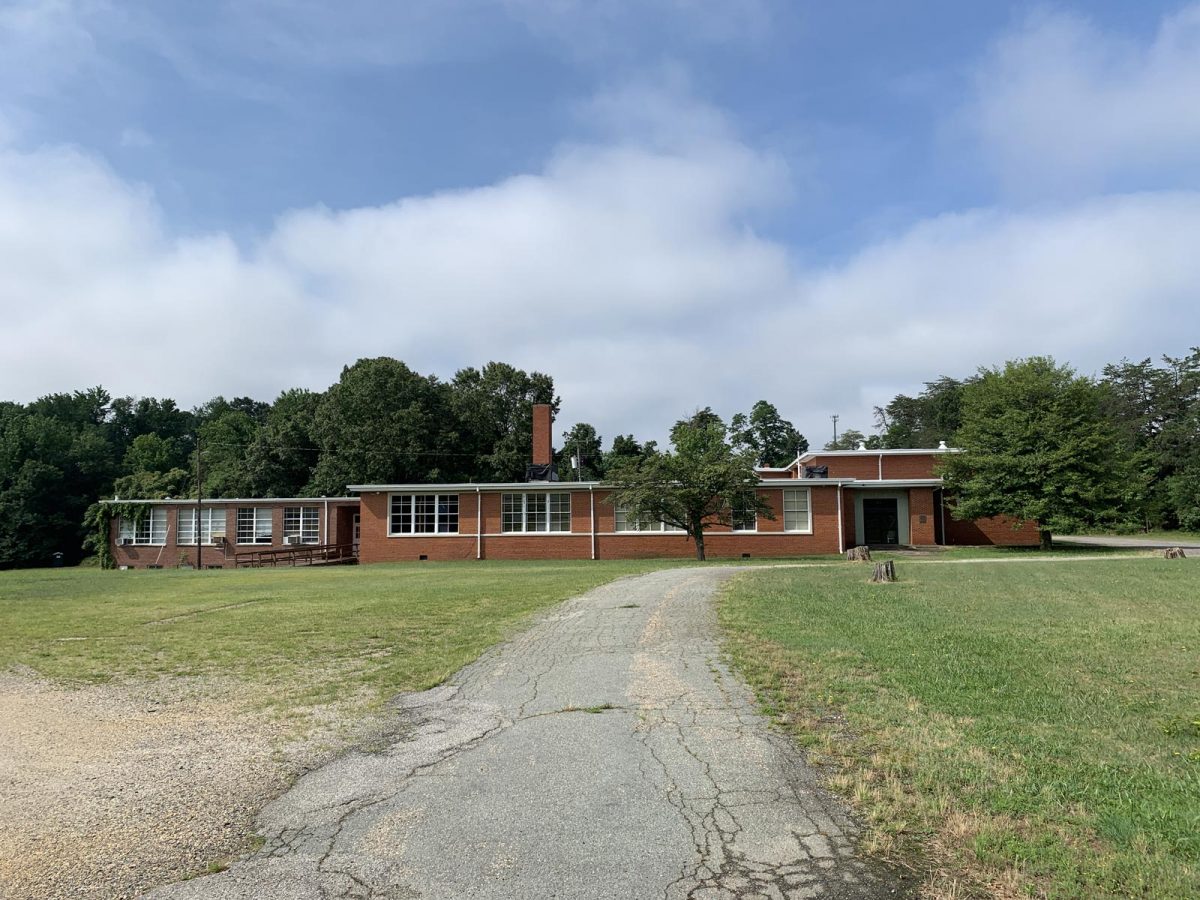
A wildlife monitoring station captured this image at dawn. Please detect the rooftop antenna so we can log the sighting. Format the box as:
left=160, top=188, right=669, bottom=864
left=831, top=414, right=839, bottom=445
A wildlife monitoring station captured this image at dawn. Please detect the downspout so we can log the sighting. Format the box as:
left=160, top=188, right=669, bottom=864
left=323, top=497, right=329, bottom=545
left=836, top=486, right=844, bottom=554
left=476, top=488, right=482, bottom=560
left=589, top=486, right=596, bottom=560
left=878, top=453, right=883, bottom=480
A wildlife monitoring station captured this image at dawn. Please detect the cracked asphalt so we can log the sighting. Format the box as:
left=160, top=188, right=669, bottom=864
left=148, top=567, right=910, bottom=900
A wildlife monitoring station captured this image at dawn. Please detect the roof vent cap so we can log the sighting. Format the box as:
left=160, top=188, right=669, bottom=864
left=856, top=440, right=866, bottom=451
left=937, top=440, right=948, bottom=450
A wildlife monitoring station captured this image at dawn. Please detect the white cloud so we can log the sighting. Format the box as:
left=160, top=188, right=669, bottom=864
left=3, top=100, right=1199, bottom=449
left=968, top=5, right=1200, bottom=193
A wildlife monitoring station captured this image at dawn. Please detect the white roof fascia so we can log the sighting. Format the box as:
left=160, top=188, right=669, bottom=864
left=351, top=479, right=855, bottom=493
left=797, top=448, right=960, bottom=462
left=845, top=479, right=945, bottom=488
left=102, top=497, right=359, bottom=504
left=348, top=482, right=605, bottom=493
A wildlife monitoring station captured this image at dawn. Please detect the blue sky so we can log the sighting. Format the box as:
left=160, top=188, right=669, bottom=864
left=2, top=1, right=1198, bottom=448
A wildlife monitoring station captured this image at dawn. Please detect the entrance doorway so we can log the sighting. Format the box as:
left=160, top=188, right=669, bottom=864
left=862, top=498, right=899, bottom=545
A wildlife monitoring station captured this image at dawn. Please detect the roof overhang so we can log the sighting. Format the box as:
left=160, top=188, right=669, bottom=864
left=101, top=497, right=359, bottom=504
left=844, top=479, right=944, bottom=489
left=796, top=448, right=959, bottom=463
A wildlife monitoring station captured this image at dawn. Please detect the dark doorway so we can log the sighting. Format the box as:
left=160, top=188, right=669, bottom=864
left=862, top=498, right=900, bottom=545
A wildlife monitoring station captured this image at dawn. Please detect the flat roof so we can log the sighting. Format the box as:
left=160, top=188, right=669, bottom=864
left=349, top=479, right=860, bottom=492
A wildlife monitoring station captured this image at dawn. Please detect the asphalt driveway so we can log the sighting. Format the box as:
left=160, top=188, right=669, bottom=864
left=148, top=567, right=908, bottom=900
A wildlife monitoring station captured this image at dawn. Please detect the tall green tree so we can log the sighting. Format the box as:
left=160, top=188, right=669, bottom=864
left=450, top=362, right=558, bottom=482
left=730, top=400, right=807, bottom=467
left=606, top=409, right=772, bottom=560
left=875, top=376, right=967, bottom=449
left=194, top=404, right=261, bottom=498
left=308, top=358, right=456, bottom=494
left=1101, top=350, right=1200, bottom=530
left=823, top=428, right=881, bottom=451
left=557, top=423, right=604, bottom=481
left=603, top=434, right=656, bottom=473
left=242, top=388, right=323, bottom=496
left=0, top=390, right=118, bottom=567
left=940, top=357, right=1124, bottom=549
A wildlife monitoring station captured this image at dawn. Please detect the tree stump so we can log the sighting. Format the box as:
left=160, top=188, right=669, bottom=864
left=1164, top=547, right=1187, bottom=559
left=846, top=546, right=872, bottom=562
left=870, top=560, right=897, bottom=583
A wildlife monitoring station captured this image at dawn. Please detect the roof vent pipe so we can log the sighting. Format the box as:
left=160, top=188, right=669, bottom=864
left=856, top=440, right=866, bottom=451
left=937, top=440, right=948, bottom=450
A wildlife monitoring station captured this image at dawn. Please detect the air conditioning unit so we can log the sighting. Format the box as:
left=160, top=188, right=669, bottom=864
left=120, top=538, right=133, bottom=546
left=283, top=535, right=300, bottom=545
left=211, top=533, right=226, bottom=545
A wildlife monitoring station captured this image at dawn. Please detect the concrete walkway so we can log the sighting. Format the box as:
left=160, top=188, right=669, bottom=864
left=148, top=568, right=907, bottom=900
left=1055, top=534, right=1200, bottom=550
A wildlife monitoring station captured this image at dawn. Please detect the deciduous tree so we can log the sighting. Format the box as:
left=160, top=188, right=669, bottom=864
left=606, top=409, right=772, bottom=560
left=940, top=357, right=1123, bottom=549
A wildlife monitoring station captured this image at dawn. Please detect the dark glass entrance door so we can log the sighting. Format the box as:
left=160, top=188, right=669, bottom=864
left=862, top=498, right=899, bottom=545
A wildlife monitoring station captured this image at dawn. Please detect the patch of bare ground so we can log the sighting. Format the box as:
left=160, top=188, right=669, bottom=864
left=0, top=670, right=394, bottom=900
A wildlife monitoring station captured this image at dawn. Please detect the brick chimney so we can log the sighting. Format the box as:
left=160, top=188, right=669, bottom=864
left=531, top=403, right=553, bottom=467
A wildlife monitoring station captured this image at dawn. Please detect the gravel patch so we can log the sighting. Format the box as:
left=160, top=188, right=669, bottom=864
left=0, top=672, right=370, bottom=900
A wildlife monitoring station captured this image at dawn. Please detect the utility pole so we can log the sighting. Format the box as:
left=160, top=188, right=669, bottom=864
left=831, top=414, right=839, bottom=446
left=195, top=432, right=202, bottom=570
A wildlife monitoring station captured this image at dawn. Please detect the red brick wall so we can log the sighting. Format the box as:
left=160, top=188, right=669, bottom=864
left=884, top=455, right=940, bottom=479
left=358, top=485, right=847, bottom=562
left=840, top=488, right=856, bottom=550
left=943, top=512, right=1042, bottom=546
left=803, top=455, right=880, bottom=479
left=109, top=501, right=355, bottom=569
left=909, top=487, right=937, bottom=545
left=802, top=452, right=942, bottom=480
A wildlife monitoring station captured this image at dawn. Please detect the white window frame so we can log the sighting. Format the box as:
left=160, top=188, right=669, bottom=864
left=389, top=493, right=460, bottom=536
left=119, top=508, right=167, bottom=545
left=501, top=492, right=571, bottom=533
left=236, top=507, right=274, bottom=545
left=730, top=492, right=758, bottom=533
left=783, top=488, right=813, bottom=534
left=177, top=507, right=227, bottom=545
left=284, top=506, right=321, bottom=544
left=613, top=504, right=684, bottom=533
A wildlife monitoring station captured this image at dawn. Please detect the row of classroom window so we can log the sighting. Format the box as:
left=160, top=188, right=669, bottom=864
left=386, top=490, right=812, bottom=536
left=118, top=490, right=814, bottom=547
left=118, top=507, right=320, bottom=546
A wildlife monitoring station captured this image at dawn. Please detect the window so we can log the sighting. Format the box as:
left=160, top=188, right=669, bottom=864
left=501, top=493, right=570, bottom=533
left=177, top=508, right=227, bottom=545
left=783, top=488, right=811, bottom=532
left=119, top=508, right=167, bottom=545
left=284, top=507, right=320, bottom=544
left=389, top=494, right=459, bottom=535
left=613, top=505, right=684, bottom=532
left=730, top=493, right=758, bottom=532
left=236, top=507, right=273, bottom=544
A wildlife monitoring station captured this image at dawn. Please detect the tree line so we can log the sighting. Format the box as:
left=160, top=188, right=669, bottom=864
left=0, top=357, right=807, bottom=568
left=5, top=350, right=1194, bottom=568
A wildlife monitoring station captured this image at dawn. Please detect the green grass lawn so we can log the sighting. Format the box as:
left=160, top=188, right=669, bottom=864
left=720, top=557, right=1200, bottom=899
left=0, top=560, right=685, bottom=715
